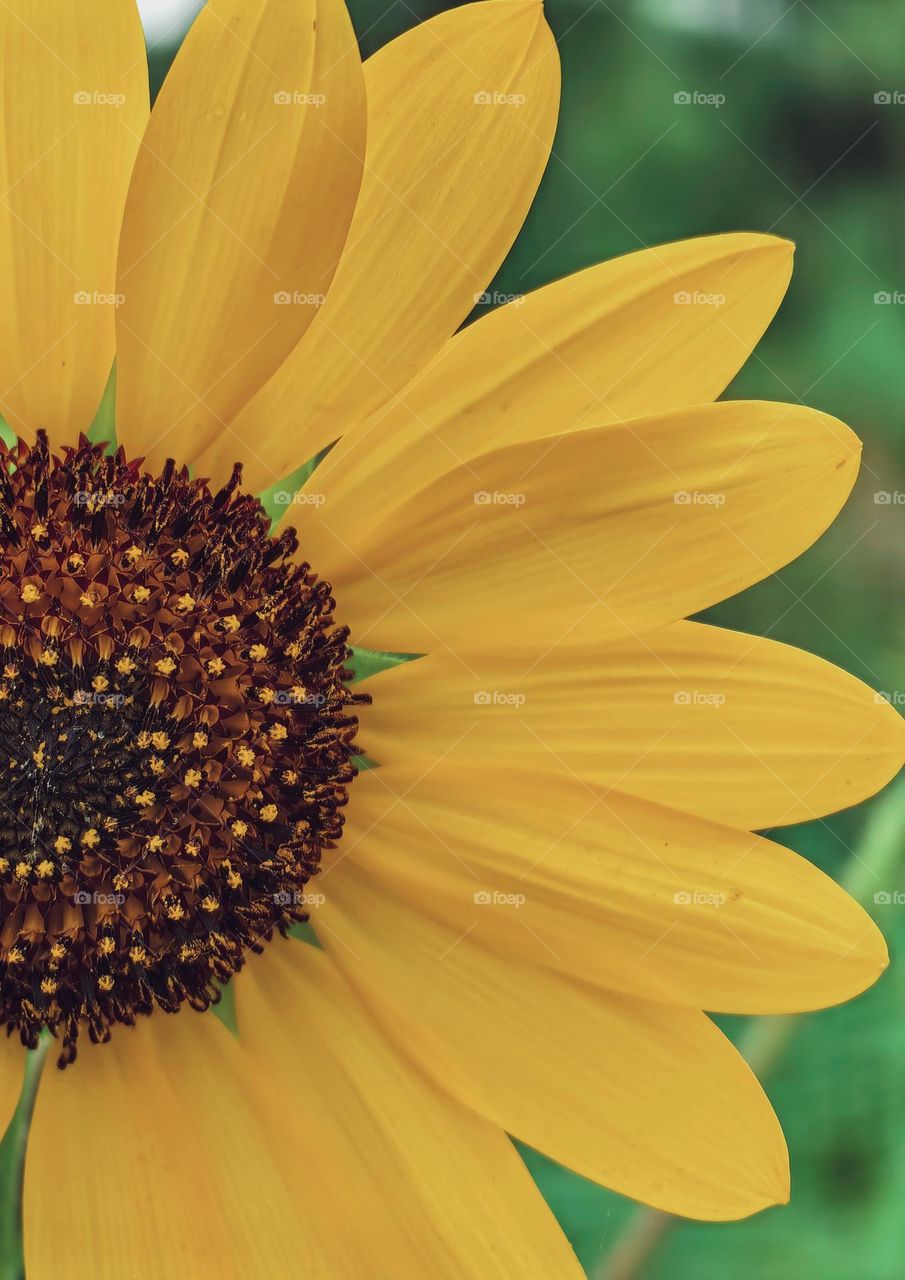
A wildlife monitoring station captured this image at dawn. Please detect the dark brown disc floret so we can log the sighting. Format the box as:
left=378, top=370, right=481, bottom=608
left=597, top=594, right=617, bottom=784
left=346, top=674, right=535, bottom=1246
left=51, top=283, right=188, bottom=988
left=0, top=432, right=366, bottom=1065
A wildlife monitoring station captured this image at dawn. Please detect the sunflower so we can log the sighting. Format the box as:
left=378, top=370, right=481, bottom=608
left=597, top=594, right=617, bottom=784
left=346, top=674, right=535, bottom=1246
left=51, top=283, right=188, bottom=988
left=0, top=0, right=901, bottom=1275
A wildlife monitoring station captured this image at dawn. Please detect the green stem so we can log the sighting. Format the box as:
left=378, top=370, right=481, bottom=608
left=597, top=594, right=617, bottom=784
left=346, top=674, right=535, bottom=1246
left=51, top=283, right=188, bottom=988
left=0, top=1038, right=50, bottom=1280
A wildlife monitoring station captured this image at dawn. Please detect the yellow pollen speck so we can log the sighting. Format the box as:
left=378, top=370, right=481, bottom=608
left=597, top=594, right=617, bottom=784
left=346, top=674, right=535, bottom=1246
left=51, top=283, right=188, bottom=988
left=82, top=828, right=100, bottom=848
left=2, top=664, right=17, bottom=680
left=32, top=742, right=46, bottom=769
left=285, top=641, right=301, bottom=659
left=54, top=836, right=71, bottom=854
left=222, top=615, right=240, bottom=633
left=113, top=873, right=129, bottom=891
left=166, top=900, right=186, bottom=921
left=92, top=675, right=109, bottom=693
left=236, top=746, right=255, bottom=767
left=98, top=937, right=115, bottom=956
left=124, top=545, right=142, bottom=564
left=176, top=593, right=196, bottom=613
left=192, top=731, right=208, bottom=749
left=150, top=731, right=170, bottom=751
left=282, top=769, right=298, bottom=786
left=259, top=804, right=278, bottom=822
left=135, top=790, right=156, bottom=808
left=184, top=840, right=200, bottom=857
left=32, top=523, right=48, bottom=539
left=50, top=943, right=66, bottom=960
left=149, top=755, right=165, bottom=776
left=40, top=978, right=58, bottom=995
left=146, top=835, right=164, bottom=852
left=226, top=869, right=242, bottom=889
left=36, top=859, right=55, bottom=879
left=0, top=858, right=8, bottom=873
left=269, top=724, right=288, bottom=741
left=155, top=657, right=177, bottom=676
left=20, top=584, right=40, bottom=603
left=201, top=895, right=219, bottom=912
left=206, top=657, right=225, bottom=676
left=231, top=820, right=248, bottom=838
left=249, top=644, right=267, bottom=662
left=129, top=946, right=148, bottom=966
left=116, top=656, right=137, bottom=675
left=98, top=975, right=115, bottom=992
left=7, top=947, right=24, bottom=965
left=171, top=548, right=189, bottom=566
left=14, top=862, right=29, bottom=881
left=290, top=685, right=308, bottom=702
left=132, top=585, right=151, bottom=603
left=80, top=593, right=97, bottom=608
left=39, top=649, right=58, bottom=667
left=67, top=553, right=85, bottom=570
left=136, top=731, right=151, bottom=749
left=184, top=769, right=202, bottom=788
left=258, top=687, right=276, bottom=704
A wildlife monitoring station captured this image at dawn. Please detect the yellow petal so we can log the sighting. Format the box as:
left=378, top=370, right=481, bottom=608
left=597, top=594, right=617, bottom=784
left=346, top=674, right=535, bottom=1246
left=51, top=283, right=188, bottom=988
left=0, top=0, right=148, bottom=444
left=0, top=1038, right=25, bottom=1138
left=235, top=941, right=585, bottom=1278
left=298, top=232, right=792, bottom=559
left=24, top=1013, right=316, bottom=1278
left=322, top=400, right=859, bottom=652
left=318, top=869, right=790, bottom=1220
left=361, top=621, right=905, bottom=828
left=198, top=0, right=560, bottom=492
left=328, top=764, right=887, bottom=1014
left=115, top=0, right=365, bottom=473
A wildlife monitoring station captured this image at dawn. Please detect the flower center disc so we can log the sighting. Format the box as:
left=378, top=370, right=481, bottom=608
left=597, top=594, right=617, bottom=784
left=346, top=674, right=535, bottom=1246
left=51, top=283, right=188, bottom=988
left=0, top=432, right=365, bottom=1065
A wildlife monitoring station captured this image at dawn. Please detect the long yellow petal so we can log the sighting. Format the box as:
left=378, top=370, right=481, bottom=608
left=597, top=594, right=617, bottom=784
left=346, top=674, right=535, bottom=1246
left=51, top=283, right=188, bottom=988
left=235, top=941, right=585, bottom=1279
left=114, top=0, right=365, bottom=473
left=197, top=0, right=560, bottom=492
left=326, top=765, right=887, bottom=1014
left=319, top=401, right=859, bottom=652
left=318, top=870, right=790, bottom=1221
left=0, top=0, right=148, bottom=444
left=24, top=1013, right=319, bottom=1278
left=361, top=621, right=905, bottom=828
left=297, top=232, right=792, bottom=557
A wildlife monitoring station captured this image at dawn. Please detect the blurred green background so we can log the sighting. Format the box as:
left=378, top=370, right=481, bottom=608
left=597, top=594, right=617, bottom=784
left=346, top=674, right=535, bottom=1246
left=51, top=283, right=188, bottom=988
left=144, top=2, right=905, bottom=1277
